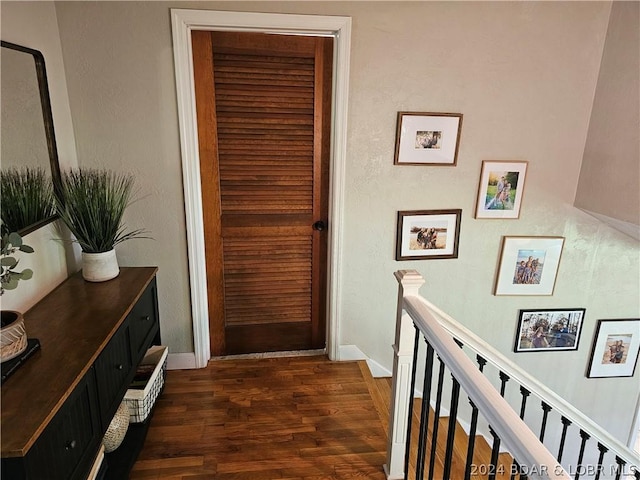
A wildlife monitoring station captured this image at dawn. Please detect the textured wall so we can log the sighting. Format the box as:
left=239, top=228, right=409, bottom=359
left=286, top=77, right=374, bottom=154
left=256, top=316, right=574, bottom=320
left=575, top=1, right=640, bottom=226
left=52, top=1, right=639, bottom=444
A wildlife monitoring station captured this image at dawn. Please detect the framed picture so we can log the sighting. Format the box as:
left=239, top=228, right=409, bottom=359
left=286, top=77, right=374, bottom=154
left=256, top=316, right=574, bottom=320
left=396, top=209, right=462, bottom=260
left=475, top=160, right=528, bottom=219
left=494, top=236, right=564, bottom=295
left=394, top=112, right=463, bottom=166
left=514, top=308, right=585, bottom=352
left=587, top=319, right=640, bottom=378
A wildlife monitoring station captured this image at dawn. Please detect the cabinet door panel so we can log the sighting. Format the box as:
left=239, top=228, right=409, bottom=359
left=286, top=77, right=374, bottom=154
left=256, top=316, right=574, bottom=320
left=95, top=324, right=133, bottom=428
left=26, top=371, right=101, bottom=480
left=128, top=279, right=159, bottom=364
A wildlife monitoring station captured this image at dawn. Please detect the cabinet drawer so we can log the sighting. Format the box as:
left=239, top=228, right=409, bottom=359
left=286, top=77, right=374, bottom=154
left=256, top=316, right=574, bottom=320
left=25, top=370, right=101, bottom=480
left=95, top=323, right=133, bottom=428
left=128, top=279, right=159, bottom=364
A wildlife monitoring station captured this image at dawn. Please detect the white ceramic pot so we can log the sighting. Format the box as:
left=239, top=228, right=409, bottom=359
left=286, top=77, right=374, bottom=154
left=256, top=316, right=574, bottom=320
left=1, top=310, right=28, bottom=362
left=82, top=249, right=119, bottom=282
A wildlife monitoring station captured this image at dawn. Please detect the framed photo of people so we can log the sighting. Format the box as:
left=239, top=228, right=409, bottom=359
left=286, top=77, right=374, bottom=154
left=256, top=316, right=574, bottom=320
left=514, top=308, right=585, bottom=353
left=393, top=112, right=463, bottom=166
left=587, top=319, right=640, bottom=378
left=475, top=160, right=528, bottom=219
left=494, top=236, right=564, bottom=295
left=395, top=209, right=462, bottom=260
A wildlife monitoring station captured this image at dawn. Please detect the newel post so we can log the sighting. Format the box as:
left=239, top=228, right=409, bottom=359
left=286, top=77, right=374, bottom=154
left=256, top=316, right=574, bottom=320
left=384, top=270, right=425, bottom=480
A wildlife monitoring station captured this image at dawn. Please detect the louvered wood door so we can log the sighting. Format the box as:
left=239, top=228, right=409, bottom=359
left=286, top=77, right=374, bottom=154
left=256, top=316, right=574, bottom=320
left=192, top=31, right=332, bottom=355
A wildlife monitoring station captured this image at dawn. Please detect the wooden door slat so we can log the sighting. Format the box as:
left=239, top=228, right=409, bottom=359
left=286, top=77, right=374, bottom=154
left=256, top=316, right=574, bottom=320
left=215, top=85, right=315, bottom=98
left=214, top=53, right=315, bottom=66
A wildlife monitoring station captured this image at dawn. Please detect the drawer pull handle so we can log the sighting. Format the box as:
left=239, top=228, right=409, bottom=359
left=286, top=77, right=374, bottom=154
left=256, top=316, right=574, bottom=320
left=116, top=364, right=124, bottom=370
left=142, top=315, right=150, bottom=321
left=65, top=440, right=77, bottom=451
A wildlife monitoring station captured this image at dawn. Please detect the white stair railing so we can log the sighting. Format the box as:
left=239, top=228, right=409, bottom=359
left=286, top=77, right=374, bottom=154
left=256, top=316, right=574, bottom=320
left=385, top=270, right=639, bottom=480
left=416, top=288, right=640, bottom=478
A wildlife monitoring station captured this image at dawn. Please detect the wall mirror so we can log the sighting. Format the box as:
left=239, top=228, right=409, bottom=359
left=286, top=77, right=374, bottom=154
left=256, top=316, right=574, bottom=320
left=1, top=40, right=61, bottom=236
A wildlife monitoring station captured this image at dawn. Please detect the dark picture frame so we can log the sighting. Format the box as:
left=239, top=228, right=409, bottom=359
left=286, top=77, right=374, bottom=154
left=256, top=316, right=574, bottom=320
left=514, top=308, right=585, bottom=352
left=586, top=319, right=640, bottom=378
left=394, top=112, right=463, bottom=166
left=395, top=209, right=462, bottom=260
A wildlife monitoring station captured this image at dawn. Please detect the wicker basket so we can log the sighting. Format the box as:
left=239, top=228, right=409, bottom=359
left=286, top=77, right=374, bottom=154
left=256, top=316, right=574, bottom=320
left=0, top=311, right=28, bottom=363
left=102, top=401, right=129, bottom=453
left=123, top=346, right=168, bottom=423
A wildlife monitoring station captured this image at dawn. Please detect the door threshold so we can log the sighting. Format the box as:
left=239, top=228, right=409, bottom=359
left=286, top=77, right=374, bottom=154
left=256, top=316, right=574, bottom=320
left=210, top=349, right=327, bottom=362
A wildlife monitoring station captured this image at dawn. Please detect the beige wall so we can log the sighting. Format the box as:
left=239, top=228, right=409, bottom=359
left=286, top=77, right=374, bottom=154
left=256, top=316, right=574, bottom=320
left=575, top=1, right=640, bottom=226
left=29, top=0, right=640, bottom=444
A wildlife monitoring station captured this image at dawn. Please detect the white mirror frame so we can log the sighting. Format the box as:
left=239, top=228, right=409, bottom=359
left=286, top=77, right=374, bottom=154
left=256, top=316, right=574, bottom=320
left=171, top=9, right=352, bottom=368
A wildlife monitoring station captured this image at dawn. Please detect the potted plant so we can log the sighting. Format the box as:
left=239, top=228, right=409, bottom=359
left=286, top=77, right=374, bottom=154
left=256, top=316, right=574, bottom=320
left=54, top=168, right=147, bottom=282
left=1, top=166, right=55, bottom=235
left=0, top=232, right=34, bottom=362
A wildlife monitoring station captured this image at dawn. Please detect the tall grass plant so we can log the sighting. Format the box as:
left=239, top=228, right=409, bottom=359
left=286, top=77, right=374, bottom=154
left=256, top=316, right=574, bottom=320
left=55, top=169, right=147, bottom=253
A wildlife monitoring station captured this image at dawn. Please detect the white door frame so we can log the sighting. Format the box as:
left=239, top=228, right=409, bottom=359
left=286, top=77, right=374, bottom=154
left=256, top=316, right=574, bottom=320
left=171, top=9, right=351, bottom=368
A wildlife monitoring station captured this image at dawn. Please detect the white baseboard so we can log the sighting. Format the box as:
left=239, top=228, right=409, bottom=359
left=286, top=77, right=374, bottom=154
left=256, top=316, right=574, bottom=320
left=366, top=357, right=392, bottom=378
left=167, top=352, right=197, bottom=370
left=338, top=344, right=392, bottom=378
left=338, top=344, right=368, bottom=361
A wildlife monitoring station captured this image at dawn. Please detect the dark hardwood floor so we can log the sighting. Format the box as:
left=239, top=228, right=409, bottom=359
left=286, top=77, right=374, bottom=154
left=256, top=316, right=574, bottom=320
left=130, top=355, right=390, bottom=479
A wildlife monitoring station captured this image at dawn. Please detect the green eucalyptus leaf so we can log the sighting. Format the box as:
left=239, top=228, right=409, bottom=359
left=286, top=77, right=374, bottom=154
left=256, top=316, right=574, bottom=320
left=7, top=232, right=22, bottom=248
left=19, top=269, right=33, bottom=280
left=0, top=230, right=35, bottom=295
left=1, top=257, right=18, bottom=268
left=4, top=277, right=19, bottom=290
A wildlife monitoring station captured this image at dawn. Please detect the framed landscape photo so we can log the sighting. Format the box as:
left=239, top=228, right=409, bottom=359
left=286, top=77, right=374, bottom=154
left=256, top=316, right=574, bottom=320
left=494, top=236, right=564, bottom=295
left=475, top=160, right=528, bottom=219
left=514, top=308, right=585, bottom=353
left=396, top=209, right=462, bottom=260
left=394, top=112, right=463, bottom=166
left=587, top=319, right=640, bottom=378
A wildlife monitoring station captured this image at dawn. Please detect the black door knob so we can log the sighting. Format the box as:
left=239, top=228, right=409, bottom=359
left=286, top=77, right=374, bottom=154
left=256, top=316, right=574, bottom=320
left=312, top=221, right=326, bottom=231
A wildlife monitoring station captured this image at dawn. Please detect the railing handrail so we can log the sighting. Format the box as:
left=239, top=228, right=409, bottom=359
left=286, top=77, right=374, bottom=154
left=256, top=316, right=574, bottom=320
left=402, top=294, right=571, bottom=479
left=415, top=293, right=640, bottom=469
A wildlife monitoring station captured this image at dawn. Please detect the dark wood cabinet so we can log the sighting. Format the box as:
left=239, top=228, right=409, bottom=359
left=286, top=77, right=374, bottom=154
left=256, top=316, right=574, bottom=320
left=1, top=268, right=160, bottom=480
left=94, top=322, right=134, bottom=429
left=128, top=280, right=159, bottom=366
left=24, top=370, right=101, bottom=480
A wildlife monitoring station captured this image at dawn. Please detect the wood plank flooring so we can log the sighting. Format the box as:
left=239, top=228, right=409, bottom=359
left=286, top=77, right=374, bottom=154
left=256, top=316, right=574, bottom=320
left=131, top=355, right=389, bottom=479
left=130, top=354, right=514, bottom=480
